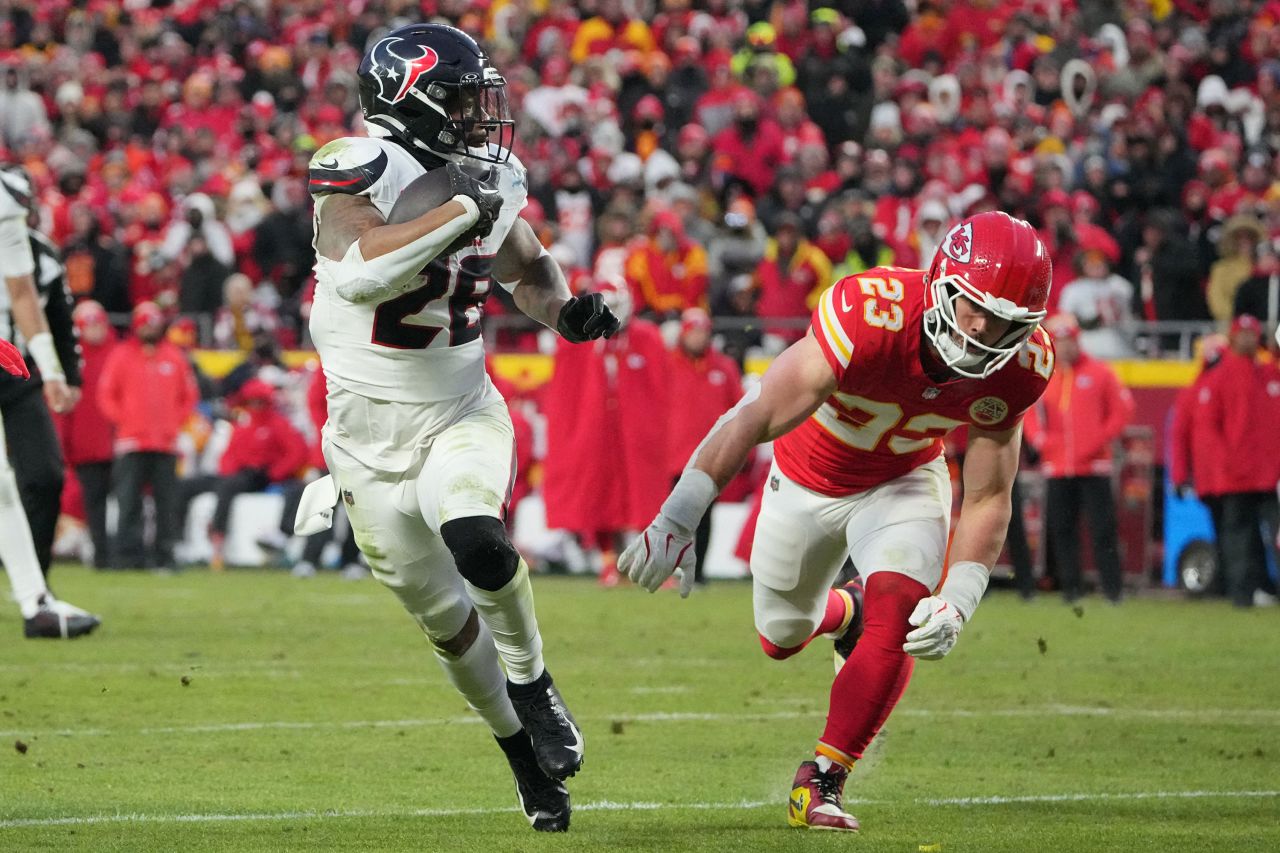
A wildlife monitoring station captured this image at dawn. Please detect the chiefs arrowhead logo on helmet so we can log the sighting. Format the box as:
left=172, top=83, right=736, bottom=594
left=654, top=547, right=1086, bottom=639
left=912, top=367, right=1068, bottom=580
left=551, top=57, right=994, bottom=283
left=367, top=36, right=441, bottom=105
left=941, top=222, right=973, bottom=264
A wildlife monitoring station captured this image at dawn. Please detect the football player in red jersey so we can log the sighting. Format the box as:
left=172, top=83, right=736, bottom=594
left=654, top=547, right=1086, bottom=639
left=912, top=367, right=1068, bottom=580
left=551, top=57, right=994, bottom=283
left=620, top=211, right=1054, bottom=832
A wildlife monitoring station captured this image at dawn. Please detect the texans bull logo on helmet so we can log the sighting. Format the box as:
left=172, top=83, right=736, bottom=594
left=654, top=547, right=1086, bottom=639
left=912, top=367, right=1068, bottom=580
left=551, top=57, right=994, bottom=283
left=366, top=36, right=442, bottom=105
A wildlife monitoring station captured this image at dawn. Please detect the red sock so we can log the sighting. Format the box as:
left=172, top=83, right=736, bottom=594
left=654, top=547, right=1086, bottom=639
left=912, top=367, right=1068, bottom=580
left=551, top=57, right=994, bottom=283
left=817, top=571, right=927, bottom=764
left=814, top=587, right=851, bottom=636
left=758, top=588, right=852, bottom=660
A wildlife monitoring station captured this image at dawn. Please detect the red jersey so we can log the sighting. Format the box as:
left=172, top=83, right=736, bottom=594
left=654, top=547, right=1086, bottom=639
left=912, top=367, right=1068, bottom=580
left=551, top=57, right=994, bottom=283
left=774, top=268, right=1053, bottom=497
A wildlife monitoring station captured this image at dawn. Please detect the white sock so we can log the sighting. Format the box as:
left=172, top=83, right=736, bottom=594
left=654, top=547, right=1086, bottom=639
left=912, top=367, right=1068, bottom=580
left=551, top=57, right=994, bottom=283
left=431, top=618, right=521, bottom=737
left=815, top=755, right=836, bottom=773
left=0, top=466, right=49, bottom=619
left=465, top=560, right=545, bottom=684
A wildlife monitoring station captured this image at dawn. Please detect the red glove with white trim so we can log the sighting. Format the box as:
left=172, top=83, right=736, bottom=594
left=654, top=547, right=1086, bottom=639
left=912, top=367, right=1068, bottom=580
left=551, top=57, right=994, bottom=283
left=0, top=339, right=29, bottom=379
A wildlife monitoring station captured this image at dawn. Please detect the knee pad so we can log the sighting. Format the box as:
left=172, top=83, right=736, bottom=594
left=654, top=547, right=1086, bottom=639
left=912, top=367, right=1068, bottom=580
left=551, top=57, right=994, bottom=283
left=440, top=516, right=519, bottom=592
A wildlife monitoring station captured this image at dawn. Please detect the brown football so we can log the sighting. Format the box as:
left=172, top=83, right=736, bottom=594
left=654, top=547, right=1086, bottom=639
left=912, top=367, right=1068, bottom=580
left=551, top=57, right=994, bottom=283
left=386, top=165, right=495, bottom=225
left=386, top=167, right=458, bottom=225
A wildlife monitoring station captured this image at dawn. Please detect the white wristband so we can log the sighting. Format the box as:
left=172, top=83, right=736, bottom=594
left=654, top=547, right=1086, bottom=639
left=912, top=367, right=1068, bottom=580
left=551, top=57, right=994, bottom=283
left=938, top=560, right=990, bottom=622
left=451, top=194, right=481, bottom=221
left=26, top=332, right=63, bottom=381
left=658, top=468, right=719, bottom=535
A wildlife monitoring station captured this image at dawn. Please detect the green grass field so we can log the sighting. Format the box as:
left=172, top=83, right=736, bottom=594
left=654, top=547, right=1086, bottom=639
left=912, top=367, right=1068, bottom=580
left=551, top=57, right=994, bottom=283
left=2, top=566, right=1278, bottom=852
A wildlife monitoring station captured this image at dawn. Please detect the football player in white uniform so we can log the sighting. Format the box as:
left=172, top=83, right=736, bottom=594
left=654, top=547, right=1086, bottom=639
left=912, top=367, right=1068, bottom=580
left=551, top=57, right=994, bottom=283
left=0, top=165, right=100, bottom=639
left=305, top=24, right=618, bottom=832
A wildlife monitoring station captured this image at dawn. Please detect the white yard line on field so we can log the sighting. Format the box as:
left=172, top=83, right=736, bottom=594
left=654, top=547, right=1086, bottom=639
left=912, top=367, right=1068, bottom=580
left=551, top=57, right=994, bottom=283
left=2, top=704, right=1278, bottom=740
left=1, top=790, right=1277, bottom=830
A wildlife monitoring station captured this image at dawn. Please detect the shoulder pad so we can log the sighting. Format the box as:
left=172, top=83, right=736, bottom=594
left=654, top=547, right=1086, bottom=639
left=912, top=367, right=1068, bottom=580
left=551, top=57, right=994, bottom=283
left=308, top=137, right=393, bottom=196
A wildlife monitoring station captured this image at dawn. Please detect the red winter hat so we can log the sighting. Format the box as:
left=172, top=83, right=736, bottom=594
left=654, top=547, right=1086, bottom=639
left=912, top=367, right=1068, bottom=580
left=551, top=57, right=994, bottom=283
left=678, top=123, right=709, bottom=148
left=633, top=94, right=665, bottom=121
left=1230, top=314, right=1262, bottom=335
left=235, top=378, right=276, bottom=406
left=72, top=300, right=108, bottom=333
left=680, top=307, right=712, bottom=334
left=131, top=301, right=164, bottom=334
left=1039, top=188, right=1071, bottom=214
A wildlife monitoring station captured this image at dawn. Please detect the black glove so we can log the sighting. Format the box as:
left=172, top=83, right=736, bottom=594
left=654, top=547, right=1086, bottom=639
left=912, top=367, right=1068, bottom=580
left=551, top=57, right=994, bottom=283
left=557, top=293, right=621, bottom=343
left=445, top=162, right=503, bottom=240
left=1176, top=483, right=1196, bottom=501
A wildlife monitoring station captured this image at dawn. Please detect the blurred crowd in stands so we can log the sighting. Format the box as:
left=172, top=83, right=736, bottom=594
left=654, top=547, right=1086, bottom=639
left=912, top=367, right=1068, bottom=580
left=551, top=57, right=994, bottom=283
left=4, top=0, right=1280, bottom=356
left=5, top=0, right=1280, bottom=596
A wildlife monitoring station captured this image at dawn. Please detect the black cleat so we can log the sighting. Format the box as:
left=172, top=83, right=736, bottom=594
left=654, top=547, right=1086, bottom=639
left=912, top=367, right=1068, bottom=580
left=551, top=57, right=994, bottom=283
left=507, top=670, right=583, bottom=780
left=496, top=731, right=570, bottom=832
left=832, top=578, right=865, bottom=673
left=23, top=595, right=101, bottom=639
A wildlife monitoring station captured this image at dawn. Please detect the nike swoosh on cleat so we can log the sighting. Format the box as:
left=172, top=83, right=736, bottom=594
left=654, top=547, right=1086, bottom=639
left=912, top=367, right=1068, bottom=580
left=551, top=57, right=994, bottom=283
left=564, top=721, right=584, bottom=757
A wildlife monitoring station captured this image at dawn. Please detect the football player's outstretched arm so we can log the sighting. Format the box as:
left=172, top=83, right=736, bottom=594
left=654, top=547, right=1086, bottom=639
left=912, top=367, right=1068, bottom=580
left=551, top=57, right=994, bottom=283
left=494, top=217, right=571, bottom=329
left=495, top=218, right=619, bottom=341
left=903, top=423, right=1021, bottom=661
left=951, top=424, right=1021, bottom=570
left=620, top=330, right=836, bottom=595
left=690, top=330, right=836, bottom=488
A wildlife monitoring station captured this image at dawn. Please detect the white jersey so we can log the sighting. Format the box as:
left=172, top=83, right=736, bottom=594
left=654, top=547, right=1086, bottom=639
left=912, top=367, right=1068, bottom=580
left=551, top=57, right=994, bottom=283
left=308, top=136, right=528, bottom=404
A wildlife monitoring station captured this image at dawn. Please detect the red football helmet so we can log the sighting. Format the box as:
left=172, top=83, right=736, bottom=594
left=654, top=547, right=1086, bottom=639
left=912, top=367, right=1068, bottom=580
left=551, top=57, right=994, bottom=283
left=923, top=211, right=1051, bottom=379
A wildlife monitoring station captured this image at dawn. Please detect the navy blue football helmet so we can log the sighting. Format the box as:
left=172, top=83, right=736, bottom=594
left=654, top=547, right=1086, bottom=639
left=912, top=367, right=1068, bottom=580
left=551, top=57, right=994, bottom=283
left=358, top=23, right=514, bottom=164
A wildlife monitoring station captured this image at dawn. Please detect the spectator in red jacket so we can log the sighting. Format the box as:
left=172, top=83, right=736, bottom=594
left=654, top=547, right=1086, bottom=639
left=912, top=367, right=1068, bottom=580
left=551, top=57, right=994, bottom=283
left=709, top=90, right=786, bottom=198
left=1200, top=315, right=1280, bottom=607
left=1169, top=334, right=1230, bottom=590
left=176, top=378, right=308, bottom=570
left=59, top=301, right=118, bottom=569
left=542, top=279, right=670, bottom=585
left=624, top=210, right=709, bottom=319
left=665, top=308, right=742, bottom=584
left=753, top=212, right=833, bottom=343
left=97, top=302, right=199, bottom=569
left=1025, top=314, right=1135, bottom=603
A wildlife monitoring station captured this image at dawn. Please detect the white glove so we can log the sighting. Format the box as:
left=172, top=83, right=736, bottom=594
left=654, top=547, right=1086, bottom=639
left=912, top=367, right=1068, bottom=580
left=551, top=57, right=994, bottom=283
left=618, top=518, right=697, bottom=598
left=902, top=596, right=964, bottom=660
left=619, top=469, right=717, bottom=598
